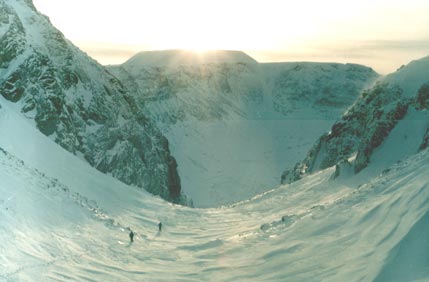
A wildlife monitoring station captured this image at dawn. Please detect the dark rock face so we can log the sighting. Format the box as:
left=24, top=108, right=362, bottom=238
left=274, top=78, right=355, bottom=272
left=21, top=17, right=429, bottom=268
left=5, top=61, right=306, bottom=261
left=419, top=128, right=429, bottom=152
left=0, top=0, right=186, bottom=204
left=416, top=83, right=429, bottom=110
left=0, top=2, right=26, bottom=69
left=167, top=157, right=181, bottom=200
left=282, top=79, right=428, bottom=184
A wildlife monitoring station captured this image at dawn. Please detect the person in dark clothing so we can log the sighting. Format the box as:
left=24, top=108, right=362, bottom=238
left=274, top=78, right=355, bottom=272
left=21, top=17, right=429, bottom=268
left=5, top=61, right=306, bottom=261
left=158, top=222, right=162, bottom=232
left=129, top=230, right=134, bottom=242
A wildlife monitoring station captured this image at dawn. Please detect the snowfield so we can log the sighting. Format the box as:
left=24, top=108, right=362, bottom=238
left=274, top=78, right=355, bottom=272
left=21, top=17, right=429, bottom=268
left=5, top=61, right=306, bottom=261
left=1, top=94, right=428, bottom=282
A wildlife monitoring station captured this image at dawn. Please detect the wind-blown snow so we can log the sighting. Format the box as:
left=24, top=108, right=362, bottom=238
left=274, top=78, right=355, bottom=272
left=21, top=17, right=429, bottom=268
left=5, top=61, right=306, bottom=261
left=1, top=95, right=428, bottom=281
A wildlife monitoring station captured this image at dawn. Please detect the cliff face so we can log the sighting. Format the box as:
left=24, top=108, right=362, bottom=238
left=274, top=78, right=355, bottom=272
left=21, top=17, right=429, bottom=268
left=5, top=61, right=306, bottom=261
left=0, top=0, right=186, bottom=204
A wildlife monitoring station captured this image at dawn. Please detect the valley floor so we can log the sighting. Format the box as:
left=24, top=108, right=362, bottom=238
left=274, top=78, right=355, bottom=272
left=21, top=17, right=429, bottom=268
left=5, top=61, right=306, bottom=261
left=168, top=116, right=334, bottom=207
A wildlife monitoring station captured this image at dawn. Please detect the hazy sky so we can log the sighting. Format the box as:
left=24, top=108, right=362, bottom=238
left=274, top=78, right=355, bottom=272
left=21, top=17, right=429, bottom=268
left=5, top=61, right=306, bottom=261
left=32, top=0, right=429, bottom=74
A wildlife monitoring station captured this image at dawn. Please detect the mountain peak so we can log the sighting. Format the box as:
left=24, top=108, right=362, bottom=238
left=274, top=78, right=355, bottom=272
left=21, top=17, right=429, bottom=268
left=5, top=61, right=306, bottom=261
left=122, top=50, right=258, bottom=69
left=384, top=56, right=429, bottom=97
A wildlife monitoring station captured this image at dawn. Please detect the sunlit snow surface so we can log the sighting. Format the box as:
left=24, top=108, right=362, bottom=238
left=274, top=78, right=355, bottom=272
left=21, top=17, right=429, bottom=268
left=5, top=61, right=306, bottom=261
left=1, top=96, right=428, bottom=281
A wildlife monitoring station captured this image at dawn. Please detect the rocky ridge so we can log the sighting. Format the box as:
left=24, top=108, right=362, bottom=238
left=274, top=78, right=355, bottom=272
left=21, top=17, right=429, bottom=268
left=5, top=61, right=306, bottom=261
left=282, top=57, right=429, bottom=184
left=0, top=0, right=187, bottom=204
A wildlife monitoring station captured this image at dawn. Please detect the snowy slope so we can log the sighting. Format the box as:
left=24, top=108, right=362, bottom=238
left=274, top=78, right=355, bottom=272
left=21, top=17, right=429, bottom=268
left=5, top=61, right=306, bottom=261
left=0, top=0, right=184, bottom=203
left=1, top=96, right=428, bottom=282
left=1, top=2, right=427, bottom=280
left=110, top=52, right=378, bottom=207
left=282, top=56, right=429, bottom=184
left=384, top=56, right=429, bottom=97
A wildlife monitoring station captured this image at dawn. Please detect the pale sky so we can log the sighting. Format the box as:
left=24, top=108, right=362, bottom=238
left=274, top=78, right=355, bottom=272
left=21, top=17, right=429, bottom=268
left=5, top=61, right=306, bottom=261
left=32, top=0, right=429, bottom=74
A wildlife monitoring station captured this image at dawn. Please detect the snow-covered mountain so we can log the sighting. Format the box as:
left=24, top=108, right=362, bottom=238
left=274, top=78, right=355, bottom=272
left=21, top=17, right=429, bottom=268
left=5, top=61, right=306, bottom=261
left=0, top=0, right=187, bottom=204
left=122, top=49, right=258, bottom=69
left=282, top=56, right=429, bottom=184
left=1, top=1, right=428, bottom=279
left=110, top=51, right=378, bottom=207
left=1, top=95, right=428, bottom=281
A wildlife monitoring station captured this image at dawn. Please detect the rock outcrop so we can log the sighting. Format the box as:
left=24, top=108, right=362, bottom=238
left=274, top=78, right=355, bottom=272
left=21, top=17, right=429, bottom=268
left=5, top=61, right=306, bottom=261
left=282, top=57, right=429, bottom=184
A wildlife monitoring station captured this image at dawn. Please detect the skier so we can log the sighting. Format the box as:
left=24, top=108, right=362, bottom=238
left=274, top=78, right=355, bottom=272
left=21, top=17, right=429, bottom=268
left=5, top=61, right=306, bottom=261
left=129, top=230, right=134, bottom=242
left=158, top=222, right=162, bottom=232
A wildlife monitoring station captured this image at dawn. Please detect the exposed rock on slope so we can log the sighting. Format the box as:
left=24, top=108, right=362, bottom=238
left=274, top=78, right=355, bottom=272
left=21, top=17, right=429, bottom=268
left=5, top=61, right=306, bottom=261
left=0, top=0, right=186, bottom=204
left=282, top=57, right=429, bottom=184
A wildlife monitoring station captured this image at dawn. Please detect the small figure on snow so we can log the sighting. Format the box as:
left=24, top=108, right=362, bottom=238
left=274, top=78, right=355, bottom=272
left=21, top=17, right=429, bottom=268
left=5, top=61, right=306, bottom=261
left=129, top=230, right=134, bottom=242
left=158, top=222, right=162, bottom=232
